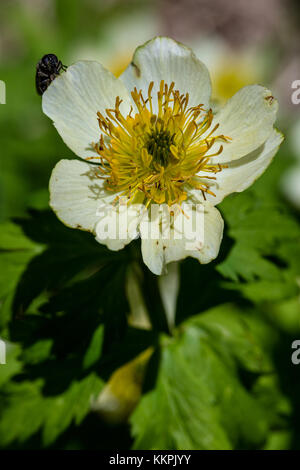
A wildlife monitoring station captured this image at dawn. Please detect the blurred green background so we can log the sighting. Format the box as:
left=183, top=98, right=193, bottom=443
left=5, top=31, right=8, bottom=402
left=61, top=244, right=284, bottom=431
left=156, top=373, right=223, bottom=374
left=1, top=0, right=300, bottom=451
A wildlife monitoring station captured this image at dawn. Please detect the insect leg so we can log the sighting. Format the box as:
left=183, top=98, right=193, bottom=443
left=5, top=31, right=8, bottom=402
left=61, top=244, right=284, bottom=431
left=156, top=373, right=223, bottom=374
left=37, top=70, right=49, bottom=78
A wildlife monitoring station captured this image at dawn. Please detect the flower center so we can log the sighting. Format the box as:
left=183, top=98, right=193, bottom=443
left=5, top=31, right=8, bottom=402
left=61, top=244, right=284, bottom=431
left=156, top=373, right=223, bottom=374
left=89, top=80, right=230, bottom=206
left=146, top=128, right=175, bottom=167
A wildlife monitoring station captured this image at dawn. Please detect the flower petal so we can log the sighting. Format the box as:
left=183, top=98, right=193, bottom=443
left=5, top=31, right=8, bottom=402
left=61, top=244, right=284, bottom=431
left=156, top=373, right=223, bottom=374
left=49, top=159, right=142, bottom=250
left=158, top=262, right=180, bottom=330
left=42, top=61, right=132, bottom=159
left=95, top=198, right=144, bottom=251
left=198, top=128, right=283, bottom=205
left=213, top=85, right=279, bottom=163
left=120, top=37, right=212, bottom=110
left=140, top=203, right=223, bottom=275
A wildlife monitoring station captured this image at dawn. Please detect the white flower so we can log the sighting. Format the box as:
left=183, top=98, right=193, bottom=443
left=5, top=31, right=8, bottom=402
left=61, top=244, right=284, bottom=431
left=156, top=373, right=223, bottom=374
left=44, top=37, right=283, bottom=275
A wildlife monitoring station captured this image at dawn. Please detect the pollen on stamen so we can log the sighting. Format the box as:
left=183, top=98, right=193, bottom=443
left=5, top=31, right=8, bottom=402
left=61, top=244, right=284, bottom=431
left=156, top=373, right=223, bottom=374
left=85, top=80, right=231, bottom=206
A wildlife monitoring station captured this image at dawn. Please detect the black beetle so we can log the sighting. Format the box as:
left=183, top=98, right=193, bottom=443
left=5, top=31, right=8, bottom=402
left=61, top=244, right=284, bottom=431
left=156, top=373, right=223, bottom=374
left=35, top=54, right=67, bottom=96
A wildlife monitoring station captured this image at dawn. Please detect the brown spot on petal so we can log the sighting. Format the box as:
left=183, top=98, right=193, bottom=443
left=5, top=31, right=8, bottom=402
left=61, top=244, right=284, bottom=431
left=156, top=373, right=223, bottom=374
left=265, top=95, right=274, bottom=104
left=131, top=62, right=141, bottom=78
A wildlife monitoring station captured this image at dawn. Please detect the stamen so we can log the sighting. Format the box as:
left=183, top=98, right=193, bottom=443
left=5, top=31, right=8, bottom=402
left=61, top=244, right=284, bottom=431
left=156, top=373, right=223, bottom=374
left=92, top=80, right=231, bottom=205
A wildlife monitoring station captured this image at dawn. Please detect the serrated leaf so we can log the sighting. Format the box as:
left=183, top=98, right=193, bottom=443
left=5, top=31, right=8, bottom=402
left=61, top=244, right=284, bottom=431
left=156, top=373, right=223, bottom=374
left=0, top=373, right=103, bottom=447
left=0, top=222, right=38, bottom=251
left=217, top=244, right=282, bottom=282
left=189, top=304, right=275, bottom=373
left=217, top=190, right=300, bottom=303
left=0, top=380, right=47, bottom=446
left=42, top=373, right=103, bottom=446
left=0, top=221, right=42, bottom=328
left=131, top=304, right=275, bottom=450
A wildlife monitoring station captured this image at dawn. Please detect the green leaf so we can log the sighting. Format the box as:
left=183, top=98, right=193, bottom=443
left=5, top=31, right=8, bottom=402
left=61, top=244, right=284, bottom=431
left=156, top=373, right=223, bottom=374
left=0, top=380, right=47, bottom=446
left=0, top=220, right=42, bottom=329
left=224, top=277, right=298, bottom=303
left=0, top=221, right=38, bottom=251
left=189, top=304, right=275, bottom=373
left=217, top=191, right=300, bottom=303
left=0, top=341, right=22, bottom=387
left=22, top=339, right=53, bottom=365
left=0, top=252, right=36, bottom=299
left=261, top=297, right=300, bottom=334
left=83, top=324, right=104, bottom=370
left=217, top=244, right=282, bottom=282
left=42, top=373, right=103, bottom=446
left=0, top=373, right=103, bottom=447
left=131, top=304, right=277, bottom=450
left=11, top=210, right=128, bottom=317
left=220, top=192, right=300, bottom=250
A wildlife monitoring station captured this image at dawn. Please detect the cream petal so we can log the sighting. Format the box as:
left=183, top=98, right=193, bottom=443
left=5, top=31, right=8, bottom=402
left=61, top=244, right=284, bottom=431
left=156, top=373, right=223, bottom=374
left=212, top=85, right=279, bottom=163
left=197, top=128, right=283, bottom=206
left=126, top=265, right=152, bottom=330
left=140, top=203, right=223, bottom=275
left=49, top=159, right=142, bottom=250
left=49, top=159, right=108, bottom=232
left=42, top=61, right=132, bottom=159
left=120, top=37, right=212, bottom=110
left=158, top=262, right=180, bottom=330
left=95, top=198, right=144, bottom=251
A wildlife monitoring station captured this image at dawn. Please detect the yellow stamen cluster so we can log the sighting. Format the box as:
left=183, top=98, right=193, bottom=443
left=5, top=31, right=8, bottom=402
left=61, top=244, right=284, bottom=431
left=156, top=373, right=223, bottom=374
left=90, top=80, right=230, bottom=206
